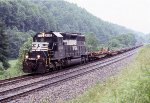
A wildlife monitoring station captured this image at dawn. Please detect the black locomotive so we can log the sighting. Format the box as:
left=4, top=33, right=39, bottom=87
left=23, top=31, right=87, bottom=73
left=23, top=31, right=142, bottom=73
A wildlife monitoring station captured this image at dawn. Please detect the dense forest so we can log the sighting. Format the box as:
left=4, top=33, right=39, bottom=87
left=0, top=22, right=10, bottom=70
left=0, top=0, right=143, bottom=58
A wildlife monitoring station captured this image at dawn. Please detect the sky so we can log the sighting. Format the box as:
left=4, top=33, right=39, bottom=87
left=65, top=0, right=150, bottom=34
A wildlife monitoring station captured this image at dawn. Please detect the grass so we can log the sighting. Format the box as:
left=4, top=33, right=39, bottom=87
left=0, top=59, right=24, bottom=80
left=67, top=45, right=150, bottom=103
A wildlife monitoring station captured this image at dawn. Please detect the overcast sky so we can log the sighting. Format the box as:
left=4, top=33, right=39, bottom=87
left=65, top=0, right=150, bottom=34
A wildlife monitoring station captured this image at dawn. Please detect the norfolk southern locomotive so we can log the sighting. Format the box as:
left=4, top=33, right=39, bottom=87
left=23, top=31, right=87, bottom=73
left=23, top=31, right=142, bottom=73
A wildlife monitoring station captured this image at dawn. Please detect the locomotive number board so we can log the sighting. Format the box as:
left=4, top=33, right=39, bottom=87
left=38, top=33, right=52, bottom=37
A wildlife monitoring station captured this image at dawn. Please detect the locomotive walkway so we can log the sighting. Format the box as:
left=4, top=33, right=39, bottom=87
left=0, top=49, right=137, bottom=103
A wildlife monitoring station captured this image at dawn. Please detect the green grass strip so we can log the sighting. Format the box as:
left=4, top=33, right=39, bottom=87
left=68, top=45, right=150, bottom=103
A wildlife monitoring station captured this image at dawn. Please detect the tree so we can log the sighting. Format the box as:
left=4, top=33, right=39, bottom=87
left=0, top=22, right=9, bottom=69
left=17, top=37, right=32, bottom=70
left=108, top=39, right=121, bottom=49
left=85, top=32, right=100, bottom=51
left=108, top=33, right=137, bottom=49
left=0, top=0, right=142, bottom=59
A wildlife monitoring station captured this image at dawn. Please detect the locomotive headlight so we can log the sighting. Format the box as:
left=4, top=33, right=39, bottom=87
left=37, top=55, right=40, bottom=59
left=25, top=55, right=29, bottom=59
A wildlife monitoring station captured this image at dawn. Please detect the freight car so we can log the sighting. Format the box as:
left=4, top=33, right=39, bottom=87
left=23, top=31, right=87, bottom=73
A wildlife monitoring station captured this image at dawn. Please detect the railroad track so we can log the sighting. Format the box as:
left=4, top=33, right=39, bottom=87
left=0, top=50, right=137, bottom=103
left=0, top=74, right=36, bottom=87
left=0, top=57, right=107, bottom=87
left=0, top=49, right=134, bottom=88
left=0, top=49, right=131, bottom=87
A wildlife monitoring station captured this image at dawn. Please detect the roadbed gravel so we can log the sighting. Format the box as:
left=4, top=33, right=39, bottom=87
left=10, top=52, right=136, bottom=103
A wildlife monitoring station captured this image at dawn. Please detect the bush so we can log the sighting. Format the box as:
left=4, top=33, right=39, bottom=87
left=16, top=37, right=32, bottom=71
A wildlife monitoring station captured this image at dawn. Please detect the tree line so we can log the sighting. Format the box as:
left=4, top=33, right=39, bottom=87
left=0, top=22, right=9, bottom=70
left=0, top=0, right=141, bottom=61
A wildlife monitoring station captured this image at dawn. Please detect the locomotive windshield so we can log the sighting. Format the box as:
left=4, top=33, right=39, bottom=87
left=33, top=33, right=53, bottom=42
left=34, top=38, right=44, bottom=42
left=34, top=37, right=53, bottom=42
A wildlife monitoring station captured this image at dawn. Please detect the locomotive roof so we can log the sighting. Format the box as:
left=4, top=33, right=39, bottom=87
left=53, top=32, right=63, bottom=37
left=62, top=32, right=82, bottom=35
left=61, top=32, right=85, bottom=37
left=34, top=31, right=84, bottom=38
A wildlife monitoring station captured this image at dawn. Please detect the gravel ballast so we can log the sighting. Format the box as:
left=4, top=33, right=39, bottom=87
left=10, top=52, right=137, bottom=103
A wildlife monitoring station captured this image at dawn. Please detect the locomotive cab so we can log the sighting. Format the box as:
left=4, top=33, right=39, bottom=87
left=29, top=32, right=64, bottom=59
left=23, top=31, right=64, bottom=73
left=33, top=32, right=59, bottom=51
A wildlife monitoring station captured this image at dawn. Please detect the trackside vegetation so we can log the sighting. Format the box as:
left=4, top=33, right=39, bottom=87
left=68, top=45, right=150, bottom=103
left=0, top=38, right=32, bottom=80
left=0, top=60, right=21, bottom=79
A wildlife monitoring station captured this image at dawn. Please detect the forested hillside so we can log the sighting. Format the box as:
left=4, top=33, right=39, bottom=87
left=0, top=0, right=143, bottom=58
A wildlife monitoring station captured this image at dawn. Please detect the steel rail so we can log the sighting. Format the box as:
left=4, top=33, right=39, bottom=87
left=0, top=49, right=134, bottom=87
left=0, top=50, right=136, bottom=103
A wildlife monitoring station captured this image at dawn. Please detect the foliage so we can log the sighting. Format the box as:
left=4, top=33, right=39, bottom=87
left=68, top=45, right=150, bottom=103
left=17, top=37, right=32, bottom=70
left=0, top=60, right=20, bottom=80
left=0, top=22, right=10, bottom=69
left=85, top=33, right=100, bottom=51
left=144, top=33, right=150, bottom=43
left=0, top=0, right=141, bottom=58
left=0, top=62, right=4, bottom=75
left=6, top=28, right=34, bottom=58
left=0, top=37, right=32, bottom=80
left=108, top=38, right=121, bottom=49
left=108, top=33, right=137, bottom=49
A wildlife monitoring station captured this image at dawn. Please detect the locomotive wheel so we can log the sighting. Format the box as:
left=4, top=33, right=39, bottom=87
left=62, top=59, right=69, bottom=67
left=85, top=57, right=88, bottom=63
left=58, top=60, right=64, bottom=70
left=37, top=61, right=47, bottom=73
left=81, top=57, right=85, bottom=64
left=51, top=62, right=57, bottom=71
left=60, top=59, right=66, bottom=68
left=56, top=61, right=62, bottom=70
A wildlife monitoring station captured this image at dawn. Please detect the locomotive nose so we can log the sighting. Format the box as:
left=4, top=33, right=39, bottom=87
left=25, top=55, right=29, bottom=59
left=23, top=60, right=37, bottom=73
left=23, top=60, right=47, bottom=73
left=37, top=55, right=40, bottom=59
